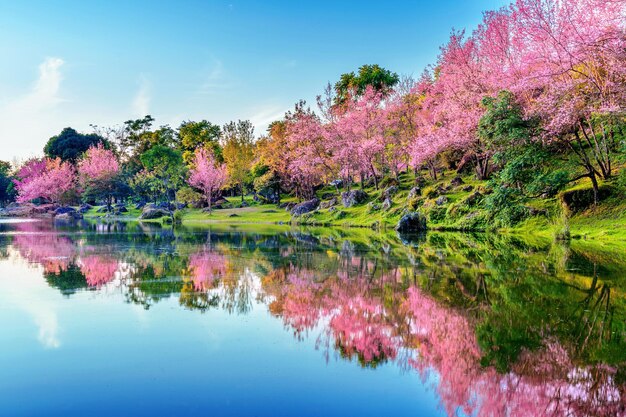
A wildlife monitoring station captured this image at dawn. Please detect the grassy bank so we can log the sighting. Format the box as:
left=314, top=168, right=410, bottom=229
left=83, top=168, right=626, bottom=249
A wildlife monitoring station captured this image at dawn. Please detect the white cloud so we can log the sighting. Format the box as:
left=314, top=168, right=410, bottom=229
left=132, top=75, right=151, bottom=117
left=197, top=60, right=231, bottom=95
left=248, top=105, right=286, bottom=136
left=0, top=57, right=66, bottom=161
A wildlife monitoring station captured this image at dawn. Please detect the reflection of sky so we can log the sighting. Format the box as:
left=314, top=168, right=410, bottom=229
left=0, top=250, right=61, bottom=348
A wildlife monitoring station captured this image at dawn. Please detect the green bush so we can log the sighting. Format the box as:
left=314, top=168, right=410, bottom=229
left=176, top=187, right=204, bottom=208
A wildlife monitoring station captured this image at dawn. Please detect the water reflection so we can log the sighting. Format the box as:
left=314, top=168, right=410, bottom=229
left=0, top=219, right=624, bottom=416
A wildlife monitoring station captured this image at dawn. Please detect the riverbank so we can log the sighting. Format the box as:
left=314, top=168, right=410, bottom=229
left=79, top=168, right=626, bottom=248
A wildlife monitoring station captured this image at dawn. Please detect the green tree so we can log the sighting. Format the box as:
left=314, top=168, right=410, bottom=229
left=139, top=145, right=185, bottom=205
left=222, top=120, right=255, bottom=202
left=0, top=161, right=16, bottom=205
left=334, top=64, right=399, bottom=106
left=178, top=120, right=222, bottom=164
left=44, top=128, right=109, bottom=163
left=479, top=91, right=568, bottom=226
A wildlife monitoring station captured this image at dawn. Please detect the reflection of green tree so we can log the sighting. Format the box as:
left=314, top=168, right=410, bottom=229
left=44, top=264, right=88, bottom=296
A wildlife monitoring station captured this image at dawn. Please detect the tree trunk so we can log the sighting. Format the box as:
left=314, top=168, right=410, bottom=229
left=589, top=171, right=599, bottom=205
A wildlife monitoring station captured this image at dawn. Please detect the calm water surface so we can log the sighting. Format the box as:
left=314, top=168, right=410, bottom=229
left=0, top=219, right=624, bottom=417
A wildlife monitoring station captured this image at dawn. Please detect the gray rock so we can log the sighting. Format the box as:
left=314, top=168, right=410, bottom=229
left=55, top=211, right=83, bottom=221
left=407, top=187, right=421, bottom=200
left=450, top=176, right=464, bottom=187
left=140, top=207, right=171, bottom=219
left=291, top=198, right=320, bottom=216
left=54, top=206, right=76, bottom=215
left=383, top=186, right=398, bottom=199
left=341, top=189, right=368, bottom=207
left=395, top=212, right=427, bottom=233
left=367, top=202, right=380, bottom=212
left=320, top=198, right=337, bottom=210
left=78, top=203, right=92, bottom=214
left=435, top=196, right=448, bottom=206
left=329, top=179, right=343, bottom=188
left=464, top=191, right=482, bottom=206
left=382, top=198, right=392, bottom=210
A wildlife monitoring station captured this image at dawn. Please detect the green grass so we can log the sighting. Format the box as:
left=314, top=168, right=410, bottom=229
left=80, top=168, right=626, bottom=251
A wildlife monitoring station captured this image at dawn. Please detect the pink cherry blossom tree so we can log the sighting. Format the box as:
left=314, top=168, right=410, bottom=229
left=77, top=144, right=121, bottom=208
left=188, top=147, right=228, bottom=213
left=15, top=158, right=76, bottom=204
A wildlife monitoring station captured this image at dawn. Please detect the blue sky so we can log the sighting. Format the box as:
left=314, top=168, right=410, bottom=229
left=0, top=0, right=507, bottom=161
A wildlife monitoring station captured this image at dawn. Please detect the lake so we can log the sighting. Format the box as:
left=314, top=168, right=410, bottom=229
left=0, top=219, right=624, bottom=417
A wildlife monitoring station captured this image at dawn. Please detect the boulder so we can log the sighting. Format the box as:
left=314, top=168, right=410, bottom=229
left=54, top=206, right=76, bottom=215
left=435, top=196, right=448, bottom=206
left=395, top=212, right=427, bottom=233
left=450, top=176, right=465, bottom=187
left=382, top=186, right=398, bottom=199
left=329, top=179, right=343, bottom=189
left=341, top=189, right=368, bottom=207
left=258, top=188, right=280, bottom=204
left=407, top=187, right=421, bottom=200
left=382, top=198, right=392, bottom=210
left=291, top=198, right=320, bottom=216
left=78, top=203, right=92, bottom=214
left=319, top=198, right=337, bottom=210
left=367, top=202, right=381, bottom=212
left=32, top=204, right=59, bottom=215
left=464, top=191, right=482, bottom=206
left=0, top=203, right=34, bottom=217
left=55, top=211, right=83, bottom=221
left=462, top=185, right=474, bottom=192
left=280, top=202, right=296, bottom=211
left=140, top=207, right=171, bottom=220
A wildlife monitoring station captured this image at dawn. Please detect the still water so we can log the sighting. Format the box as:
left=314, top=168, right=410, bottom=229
left=0, top=219, right=624, bottom=417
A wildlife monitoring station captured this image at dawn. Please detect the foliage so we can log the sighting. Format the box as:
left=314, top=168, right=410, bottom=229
left=178, top=120, right=222, bottom=164
left=44, top=127, right=108, bottom=163
left=222, top=120, right=255, bottom=201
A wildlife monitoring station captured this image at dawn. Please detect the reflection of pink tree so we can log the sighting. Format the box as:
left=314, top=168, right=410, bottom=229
left=79, top=255, right=119, bottom=287
left=328, top=294, right=397, bottom=365
left=12, top=233, right=76, bottom=274
left=403, top=287, right=624, bottom=417
left=187, top=250, right=227, bottom=291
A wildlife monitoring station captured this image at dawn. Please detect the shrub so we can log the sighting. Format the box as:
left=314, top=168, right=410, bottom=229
left=176, top=187, right=204, bottom=208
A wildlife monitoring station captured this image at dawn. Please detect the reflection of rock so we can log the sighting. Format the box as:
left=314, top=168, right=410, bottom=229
left=291, top=198, right=320, bottom=216
left=395, top=212, right=427, bottom=233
